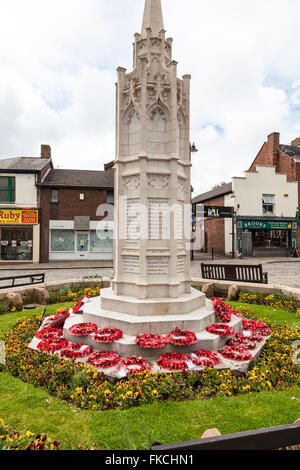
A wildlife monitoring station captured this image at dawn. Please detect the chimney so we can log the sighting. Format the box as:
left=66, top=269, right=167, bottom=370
left=291, top=137, right=300, bottom=147
left=267, top=132, right=280, bottom=166
left=41, top=144, right=51, bottom=159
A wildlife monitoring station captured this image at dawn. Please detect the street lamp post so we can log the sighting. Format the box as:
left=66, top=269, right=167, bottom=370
left=190, top=142, right=198, bottom=261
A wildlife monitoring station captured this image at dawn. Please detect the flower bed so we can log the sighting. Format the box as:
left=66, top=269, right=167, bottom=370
left=0, top=418, right=98, bottom=450
left=238, top=290, right=299, bottom=313
left=1, top=307, right=299, bottom=410
left=0, top=418, right=61, bottom=450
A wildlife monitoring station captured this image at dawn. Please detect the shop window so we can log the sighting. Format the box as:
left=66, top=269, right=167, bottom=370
left=0, top=176, right=15, bottom=204
left=90, top=230, right=113, bottom=252
left=51, top=230, right=74, bottom=252
left=262, top=195, right=275, bottom=215
left=51, top=189, right=59, bottom=203
left=1, top=226, right=33, bottom=260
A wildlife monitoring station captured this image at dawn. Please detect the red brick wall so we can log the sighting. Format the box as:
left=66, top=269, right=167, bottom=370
left=39, top=187, right=111, bottom=263
left=277, top=151, right=296, bottom=182
left=248, top=142, right=269, bottom=171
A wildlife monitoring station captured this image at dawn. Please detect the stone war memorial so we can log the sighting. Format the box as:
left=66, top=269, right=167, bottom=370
left=29, top=0, right=271, bottom=377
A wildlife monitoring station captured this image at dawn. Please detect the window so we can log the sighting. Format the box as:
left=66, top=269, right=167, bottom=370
left=51, top=230, right=74, bottom=252
left=1, top=226, right=33, bottom=260
left=262, top=195, right=275, bottom=215
left=0, top=177, right=15, bottom=203
left=90, top=230, right=113, bottom=252
left=51, top=189, right=59, bottom=203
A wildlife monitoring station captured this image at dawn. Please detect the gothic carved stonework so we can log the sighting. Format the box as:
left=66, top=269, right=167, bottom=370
left=123, top=175, right=140, bottom=191
left=177, top=178, right=185, bottom=192
left=147, top=174, right=169, bottom=189
left=149, top=105, right=167, bottom=121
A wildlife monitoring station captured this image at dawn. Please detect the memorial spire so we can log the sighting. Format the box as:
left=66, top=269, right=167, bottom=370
left=141, top=0, right=164, bottom=37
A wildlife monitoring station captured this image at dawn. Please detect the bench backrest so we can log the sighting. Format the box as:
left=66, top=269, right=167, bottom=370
left=201, top=263, right=264, bottom=283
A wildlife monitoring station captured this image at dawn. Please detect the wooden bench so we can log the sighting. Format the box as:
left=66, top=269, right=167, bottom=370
left=150, top=421, right=300, bottom=451
left=201, top=263, right=268, bottom=284
left=0, top=273, right=45, bottom=290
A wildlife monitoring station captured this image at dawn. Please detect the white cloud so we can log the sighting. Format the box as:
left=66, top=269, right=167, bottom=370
left=0, top=0, right=299, bottom=192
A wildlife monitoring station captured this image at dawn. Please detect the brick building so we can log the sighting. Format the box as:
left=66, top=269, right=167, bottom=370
left=193, top=133, right=300, bottom=257
left=38, top=160, right=114, bottom=262
left=0, top=145, right=53, bottom=264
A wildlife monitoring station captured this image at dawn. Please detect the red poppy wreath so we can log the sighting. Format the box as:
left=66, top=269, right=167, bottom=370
left=87, top=351, right=121, bottom=369
left=135, top=333, right=167, bottom=349
left=119, top=356, right=151, bottom=375
left=68, top=323, right=98, bottom=337
left=37, top=337, right=69, bottom=353
left=93, top=328, right=123, bottom=343
left=206, top=324, right=234, bottom=337
left=166, top=328, right=197, bottom=346
left=212, top=298, right=232, bottom=323
left=157, top=352, right=188, bottom=371
left=220, top=345, right=252, bottom=362
left=189, top=349, right=220, bottom=366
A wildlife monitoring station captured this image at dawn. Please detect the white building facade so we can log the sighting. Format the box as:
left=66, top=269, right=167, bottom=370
left=226, top=165, right=298, bottom=257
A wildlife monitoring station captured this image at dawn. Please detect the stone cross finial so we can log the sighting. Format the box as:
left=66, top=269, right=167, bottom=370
left=141, top=0, right=164, bottom=37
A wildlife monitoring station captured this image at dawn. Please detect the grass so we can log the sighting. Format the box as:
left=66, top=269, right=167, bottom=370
left=0, top=302, right=74, bottom=339
left=0, top=372, right=299, bottom=450
left=0, top=299, right=299, bottom=450
left=227, top=301, right=300, bottom=328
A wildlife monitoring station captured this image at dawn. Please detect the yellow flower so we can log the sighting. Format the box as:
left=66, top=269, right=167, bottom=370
left=151, top=390, right=158, bottom=397
left=104, top=389, right=111, bottom=398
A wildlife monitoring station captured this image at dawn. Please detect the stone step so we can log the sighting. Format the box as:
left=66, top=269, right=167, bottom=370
left=63, top=312, right=243, bottom=358
left=100, top=287, right=206, bottom=317
left=82, top=297, right=216, bottom=335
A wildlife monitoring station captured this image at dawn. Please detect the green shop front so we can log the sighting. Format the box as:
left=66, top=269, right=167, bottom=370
left=236, top=217, right=297, bottom=257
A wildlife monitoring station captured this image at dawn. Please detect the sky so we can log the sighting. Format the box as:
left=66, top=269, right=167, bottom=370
left=0, top=0, right=299, bottom=196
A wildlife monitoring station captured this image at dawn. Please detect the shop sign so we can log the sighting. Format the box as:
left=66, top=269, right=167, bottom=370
left=238, top=220, right=295, bottom=230
left=0, top=209, right=39, bottom=225
left=194, top=204, right=234, bottom=218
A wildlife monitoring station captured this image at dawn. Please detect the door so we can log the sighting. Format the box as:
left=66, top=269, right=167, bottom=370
left=76, top=232, right=89, bottom=259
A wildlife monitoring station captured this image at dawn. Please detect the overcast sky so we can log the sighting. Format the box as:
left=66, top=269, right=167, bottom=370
left=0, top=0, right=299, bottom=196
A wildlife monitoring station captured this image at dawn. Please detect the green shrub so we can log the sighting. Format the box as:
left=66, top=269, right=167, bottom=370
left=0, top=300, right=10, bottom=316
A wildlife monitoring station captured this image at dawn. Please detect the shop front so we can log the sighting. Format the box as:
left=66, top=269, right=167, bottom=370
left=49, top=219, right=114, bottom=261
left=236, top=217, right=297, bottom=257
left=0, top=209, right=40, bottom=263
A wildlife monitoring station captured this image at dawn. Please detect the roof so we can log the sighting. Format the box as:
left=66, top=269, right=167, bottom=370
left=104, top=160, right=115, bottom=171
left=0, top=157, right=51, bottom=173
left=192, top=182, right=233, bottom=204
left=39, top=169, right=115, bottom=189
left=279, top=144, right=300, bottom=158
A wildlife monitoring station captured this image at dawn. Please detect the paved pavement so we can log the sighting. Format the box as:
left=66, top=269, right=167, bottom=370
left=0, top=258, right=300, bottom=288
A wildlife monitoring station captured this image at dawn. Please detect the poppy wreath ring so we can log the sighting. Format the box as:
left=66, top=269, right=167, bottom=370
left=167, top=328, right=197, bottom=346
left=37, top=337, right=69, bottom=353
left=157, top=352, right=188, bottom=371
left=60, top=345, right=93, bottom=359
left=135, top=333, right=167, bottom=349
left=212, top=298, right=232, bottom=323
left=220, top=345, right=253, bottom=362
left=44, top=310, right=70, bottom=329
left=93, top=328, right=123, bottom=343
left=206, top=324, right=234, bottom=337
left=87, top=351, right=121, bottom=369
left=227, top=337, right=257, bottom=350
left=68, top=323, right=98, bottom=337
left=189, top=349, right=220, bottom=366
left=119, top=357, right=152, bottom=375
left=35, top=328, right=63, bottom=340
